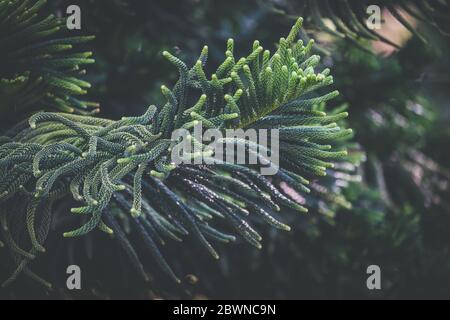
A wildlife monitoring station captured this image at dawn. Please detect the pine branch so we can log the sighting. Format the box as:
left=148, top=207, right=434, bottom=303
left=0, top=18, right=357, bottom=287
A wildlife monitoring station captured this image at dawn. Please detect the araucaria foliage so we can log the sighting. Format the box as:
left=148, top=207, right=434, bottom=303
left=0, top=18, right=354, bottom=287
left=0, top=0, right=97, bottom=124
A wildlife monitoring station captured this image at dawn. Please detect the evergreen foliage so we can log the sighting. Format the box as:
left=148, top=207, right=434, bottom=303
left=268, top=0, right=450, bottom=50
left=0, top=0, right=97, bottom=126
left=0, top=18, right=355, bottom=287
left=1, top=0, right=449, bottom=299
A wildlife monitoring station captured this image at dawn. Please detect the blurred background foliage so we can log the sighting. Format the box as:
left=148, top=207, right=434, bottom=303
left=1, top=0, right=450, bottom=299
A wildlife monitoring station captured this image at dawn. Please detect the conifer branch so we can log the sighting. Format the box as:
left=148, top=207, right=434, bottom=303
left=0, top=18, right=357, bottom=287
